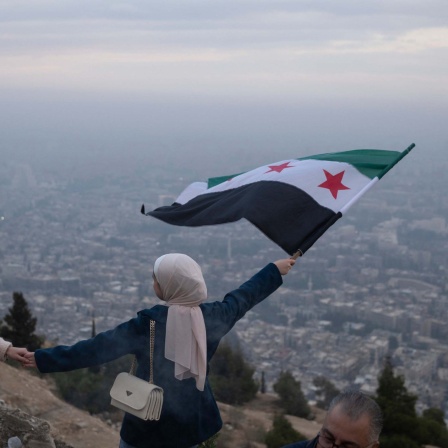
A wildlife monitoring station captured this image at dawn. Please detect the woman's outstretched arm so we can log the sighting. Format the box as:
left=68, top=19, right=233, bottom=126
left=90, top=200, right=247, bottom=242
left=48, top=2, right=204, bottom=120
left=204, top=258, right=296, bottom=344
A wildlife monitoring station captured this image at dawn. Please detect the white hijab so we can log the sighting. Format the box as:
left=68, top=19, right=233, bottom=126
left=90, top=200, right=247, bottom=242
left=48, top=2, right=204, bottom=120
left=153, top=253, right=207, bottom=391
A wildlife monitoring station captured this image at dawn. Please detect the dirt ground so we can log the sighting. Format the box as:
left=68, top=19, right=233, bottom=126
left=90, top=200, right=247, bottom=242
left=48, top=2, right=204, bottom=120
left=0, top=361, right=120, bottom=448
left=217, top=392, right=325, bottom=447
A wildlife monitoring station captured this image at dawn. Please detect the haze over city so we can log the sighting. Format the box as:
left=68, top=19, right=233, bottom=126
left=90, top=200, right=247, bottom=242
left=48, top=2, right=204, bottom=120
left=1, top=0, right=447, bottom=169
left=1, top=0, right=448, bottom=422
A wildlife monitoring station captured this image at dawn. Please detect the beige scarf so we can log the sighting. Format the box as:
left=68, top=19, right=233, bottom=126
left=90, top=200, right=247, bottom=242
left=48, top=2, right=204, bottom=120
left=154, top=253, right=207, bottom=391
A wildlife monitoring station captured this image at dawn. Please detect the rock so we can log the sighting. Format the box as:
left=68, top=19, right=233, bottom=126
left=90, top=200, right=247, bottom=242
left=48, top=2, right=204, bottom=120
left=8, top=436, right=23, bottom=448
left=0, top=407, right=70, bottom=448
left=0, top=362, right=120, bottom=448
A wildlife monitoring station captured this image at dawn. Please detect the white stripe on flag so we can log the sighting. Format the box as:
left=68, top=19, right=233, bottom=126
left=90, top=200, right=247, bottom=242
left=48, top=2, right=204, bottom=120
left=206, top=159, right=372, bottom=213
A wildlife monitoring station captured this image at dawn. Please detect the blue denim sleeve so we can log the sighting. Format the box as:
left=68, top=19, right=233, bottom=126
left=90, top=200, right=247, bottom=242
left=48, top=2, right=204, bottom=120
left=35, top=316, right=144, bottom=373
left=204, top=263, right=283, bottom=344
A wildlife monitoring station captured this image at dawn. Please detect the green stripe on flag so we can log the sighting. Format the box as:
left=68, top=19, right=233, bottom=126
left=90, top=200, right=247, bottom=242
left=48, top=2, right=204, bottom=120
left=206, top=145, right=415, bottom=188
left=376, top=143, right=415, bottom=179
left=299, top=149, right=402, bottom=179
left=207, top=172, right=244, bottom=188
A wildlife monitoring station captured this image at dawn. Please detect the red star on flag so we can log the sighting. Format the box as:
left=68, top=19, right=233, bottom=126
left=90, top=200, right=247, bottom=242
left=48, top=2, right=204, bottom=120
left=318, top=170, right=350, bottom=199
left=265, top=162, right=294, bottom=173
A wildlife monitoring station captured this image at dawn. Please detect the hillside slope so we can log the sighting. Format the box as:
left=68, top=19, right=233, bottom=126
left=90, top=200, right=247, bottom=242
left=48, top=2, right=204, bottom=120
left=0, top=361, right=324, bottom=447
left=0, top=361, right=120, bottom=447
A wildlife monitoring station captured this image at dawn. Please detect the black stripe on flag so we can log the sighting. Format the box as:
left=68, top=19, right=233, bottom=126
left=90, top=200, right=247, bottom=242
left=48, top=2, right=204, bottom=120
left=145, top=181, right=342, bottom=255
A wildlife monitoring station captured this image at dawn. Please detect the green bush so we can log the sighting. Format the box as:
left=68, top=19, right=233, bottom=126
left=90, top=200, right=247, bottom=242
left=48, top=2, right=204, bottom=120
left=273, top=371, right=311, bottom=418
left=209, top=342, right=258, bottom=405
left=265, top=414, right=306, bottom=448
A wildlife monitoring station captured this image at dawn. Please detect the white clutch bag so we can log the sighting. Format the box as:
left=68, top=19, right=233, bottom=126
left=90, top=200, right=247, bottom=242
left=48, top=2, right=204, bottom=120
left=110, top=320, right=164, bottom=420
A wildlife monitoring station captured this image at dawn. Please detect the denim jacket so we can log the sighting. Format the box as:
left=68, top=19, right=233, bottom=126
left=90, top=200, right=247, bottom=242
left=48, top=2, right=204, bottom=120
left=35, top=263, right=283, bottom=448
left=282, top=436, right=319, bottom=447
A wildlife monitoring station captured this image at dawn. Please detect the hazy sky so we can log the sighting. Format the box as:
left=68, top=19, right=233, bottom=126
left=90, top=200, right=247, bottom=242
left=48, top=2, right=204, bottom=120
left=1, top=0, right=447, bottom=169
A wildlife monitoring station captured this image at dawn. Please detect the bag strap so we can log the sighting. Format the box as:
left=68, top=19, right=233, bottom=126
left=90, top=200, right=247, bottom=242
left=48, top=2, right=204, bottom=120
left=149, top=319, right=155, bottom=384
left=129, top=319, right=156, bottom=384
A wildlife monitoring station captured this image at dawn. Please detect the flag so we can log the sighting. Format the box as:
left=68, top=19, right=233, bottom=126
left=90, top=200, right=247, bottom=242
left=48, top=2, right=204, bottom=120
left=142, top=144, right=415, bottom=256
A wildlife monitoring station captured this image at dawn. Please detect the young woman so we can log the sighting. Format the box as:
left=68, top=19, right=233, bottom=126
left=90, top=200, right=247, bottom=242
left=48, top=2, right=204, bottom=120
left=25, top=253, right=295, bottom=448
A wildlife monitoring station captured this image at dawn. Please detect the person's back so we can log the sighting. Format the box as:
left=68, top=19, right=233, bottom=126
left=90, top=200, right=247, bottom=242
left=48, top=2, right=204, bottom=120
left=120, top=255, right=288, bottom=446
left=28, top=253, right=295, bottom=448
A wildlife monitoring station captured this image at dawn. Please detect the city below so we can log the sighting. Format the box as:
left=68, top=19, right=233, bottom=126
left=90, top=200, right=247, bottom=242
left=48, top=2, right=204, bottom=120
left=1, top=151, right=447, bottom=419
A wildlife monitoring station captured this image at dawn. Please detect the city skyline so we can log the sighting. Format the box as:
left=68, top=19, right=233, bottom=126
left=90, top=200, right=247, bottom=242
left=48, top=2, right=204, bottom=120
left=0, top=0, right=447, bottom=417
left=1, top=150, right=447, bottom=415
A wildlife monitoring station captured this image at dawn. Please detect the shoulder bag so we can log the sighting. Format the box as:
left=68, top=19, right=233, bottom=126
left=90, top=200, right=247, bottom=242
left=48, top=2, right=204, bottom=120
left=110, top=320, right=164, bottom=420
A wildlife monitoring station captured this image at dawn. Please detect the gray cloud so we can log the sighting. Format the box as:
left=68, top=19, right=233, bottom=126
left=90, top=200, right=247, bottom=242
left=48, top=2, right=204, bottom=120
left=1, top=0, right=447, bottom=21
left=0, top=0, right=446, bottom=156
left=1, top=0, right=447, bottom=66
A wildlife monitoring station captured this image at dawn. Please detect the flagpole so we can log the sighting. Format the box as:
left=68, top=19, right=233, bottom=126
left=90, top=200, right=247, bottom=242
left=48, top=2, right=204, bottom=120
left=291, top=144, right=416, bottom=258
left=340, top=178, right=379, bottom=215
left=377, top=143, right=415, bottom=179
left=292, top=250, right=303, bottom=260
left=339, top=142, right=415, bottom=215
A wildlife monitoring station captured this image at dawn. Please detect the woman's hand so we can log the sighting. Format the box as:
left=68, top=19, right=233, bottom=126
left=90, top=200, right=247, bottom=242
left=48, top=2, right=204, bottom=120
left=274, top=258, right=296, bottom=275
left=23, top=352, right=37, bottom=368
left=5, top=346, right=28, bottom=363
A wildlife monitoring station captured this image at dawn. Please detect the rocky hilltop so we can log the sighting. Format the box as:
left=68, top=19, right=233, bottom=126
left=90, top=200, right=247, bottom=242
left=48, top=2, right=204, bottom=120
left=0, top=361, right=323, bottom=447
left=0, top=362, right=120, bottom=447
